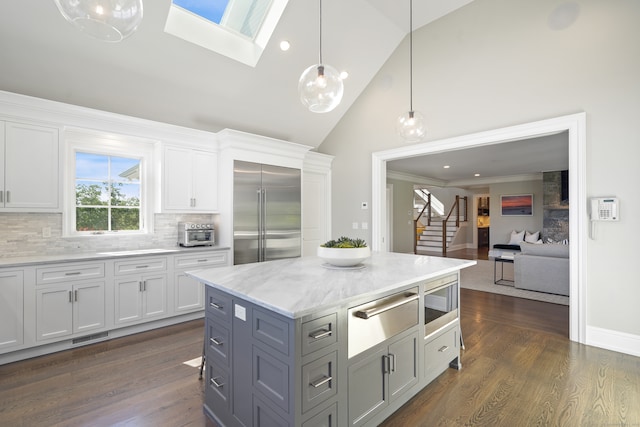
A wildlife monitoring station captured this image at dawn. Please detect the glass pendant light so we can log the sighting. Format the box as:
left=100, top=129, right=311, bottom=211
left=54, top=0, right=144, bottom=42
left=298, top=0, right=344, bottom=113
left=397, top=0, right=426, bottom=142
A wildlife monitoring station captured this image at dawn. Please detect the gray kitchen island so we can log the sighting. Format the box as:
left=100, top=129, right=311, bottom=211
left=188, top=252, right=475, bottom=427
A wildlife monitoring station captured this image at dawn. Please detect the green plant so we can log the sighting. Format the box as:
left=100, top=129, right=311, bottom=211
left=320, top=236, right=367, bottom=248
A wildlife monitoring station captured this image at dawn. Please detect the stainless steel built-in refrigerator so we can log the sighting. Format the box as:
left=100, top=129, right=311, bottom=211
left=233, top=160, right=301, bottom=265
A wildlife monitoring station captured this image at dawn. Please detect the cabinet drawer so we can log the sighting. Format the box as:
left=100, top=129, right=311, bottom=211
left=301, top=313, right=337, bottom=356
left=302, top=351, right=337, bottom=414
left=424, top=324, right=458, bottom=379
left=254, top=308, right=290, bottom=356
left=302, top=403, right=337, bottom=427
left=206, top=360, right=230, bottom=412
left=206, top=287, right=232, bottom=324
left=174, top=251, right=228, bottom=270
left=36, top=263, right=105, bottom=285
left=114, top=257, right=167, bottom=275
left=206, top=316, right=231, bottom=367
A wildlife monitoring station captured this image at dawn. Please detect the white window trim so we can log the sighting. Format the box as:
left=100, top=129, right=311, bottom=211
left=63, top=129, right=157, bottom=237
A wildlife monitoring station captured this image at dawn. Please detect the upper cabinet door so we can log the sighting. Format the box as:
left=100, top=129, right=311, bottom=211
left=163, top=146, right=193, bottom=211
left=2, top=121, right=60, bottom=210
left=162, top=145, right=218, bottom=212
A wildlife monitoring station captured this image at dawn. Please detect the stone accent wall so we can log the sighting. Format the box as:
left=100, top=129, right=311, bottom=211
left=542, top=171, right=569, bottom=242
left=0, top=213, right=216, bottom=258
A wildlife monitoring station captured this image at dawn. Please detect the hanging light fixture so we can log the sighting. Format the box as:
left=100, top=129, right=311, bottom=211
left=298, top=0, right=344, bottom=113
left=397, top=0, right=426, bottom=142
left=54, top=0, right=144, bottom=42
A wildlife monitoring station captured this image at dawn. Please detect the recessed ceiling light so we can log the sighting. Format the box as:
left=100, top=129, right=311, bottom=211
left=279, top=40, right=290, bottom=51
left=474, top=173, right=480, bottom=177
left=443, top=165, right=450, bottom=169
left=339, top=71, right=349, bottom=80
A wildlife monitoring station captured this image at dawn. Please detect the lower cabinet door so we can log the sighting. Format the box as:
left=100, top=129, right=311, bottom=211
left=254, top=395, right=290, bottom=427
left=347, top=348, right=387, bottom=427
left=0, top=270, right=24, bottom=350
left=174, top=272, right=204, bottom=313
left=114, top=278, right=144, bottom=324
left=73, top=281, right=105, bottom=334
left=36, top=285, right=73, bottom=341
left=388, top=334, right=418, bottom=401
left=142, top=275, right=167, bottom=319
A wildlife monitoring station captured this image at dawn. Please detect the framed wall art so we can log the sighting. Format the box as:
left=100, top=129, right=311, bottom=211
left=501, top=194, right=533, bottom=216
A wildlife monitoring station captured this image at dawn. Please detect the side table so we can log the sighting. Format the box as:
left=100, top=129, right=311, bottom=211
left=494, top=256, right=514, bottom=285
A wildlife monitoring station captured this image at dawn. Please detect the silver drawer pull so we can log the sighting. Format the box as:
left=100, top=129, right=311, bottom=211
left=309, top=329, right=332, bottom=340
left=354, top=293, right=419, bottom=319
left=210, top=337, right=223, bottom=346
left=197, top=259, right=208, bottom=262
left=310, top=375, right=332, bottom=388
left=210, top=377, right=224, bottom=388
left=210, top=302, right=223, bottom=310
left=65, top=271, right=82, bottom=276
left=438, top=345, right=449, bottom=353
left=135, top=265, right=149, bottom=269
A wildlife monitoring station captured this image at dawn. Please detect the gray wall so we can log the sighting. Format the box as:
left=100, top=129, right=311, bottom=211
left=489, top=180, right=544, bottom=246
left=319, top=0, right=640, bottom=337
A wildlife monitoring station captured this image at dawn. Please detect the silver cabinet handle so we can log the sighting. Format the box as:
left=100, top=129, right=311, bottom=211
left=74, top=290, right=78, bottom=302
left=135, top=265, right=149, bottom=269
left=354, top=293, right=419, bottom=319
left=65, top=271, right=82, bottom=276
left=5, top=191, right=9, bottom=203
left=210, top=337, right=223, bottom=346
left=310, top=375, right=332, bottom=388
left=68, top=290, right=73, bottom=303
left=210, top=377, right=224, bottom=388
left=139, top=281, right=144, bottom=292
left=389, top=353, right=396, bottom=373
left=210, top=302, right=223, bottom=310
left=309, top=329, right=332, bottom=340
left=438, top=345, right=449, bottom=353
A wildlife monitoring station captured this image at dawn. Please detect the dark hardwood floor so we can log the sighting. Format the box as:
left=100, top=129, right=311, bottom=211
left=1, top=289, right=638, bottom=426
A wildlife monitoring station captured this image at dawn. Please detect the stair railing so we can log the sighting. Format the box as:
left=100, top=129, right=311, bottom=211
left=441, top=195, right=468, bottom=256
left=413, top=193, right=431, bottom=254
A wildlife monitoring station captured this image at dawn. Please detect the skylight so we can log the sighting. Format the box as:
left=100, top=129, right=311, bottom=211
left=165, top=0, right=289, bottom=67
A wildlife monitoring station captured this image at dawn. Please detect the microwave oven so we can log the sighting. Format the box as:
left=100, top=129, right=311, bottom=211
left=178, top=222, right=214, bottom=247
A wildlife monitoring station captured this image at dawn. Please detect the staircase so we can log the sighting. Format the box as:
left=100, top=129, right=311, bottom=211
left=415, top=218, right=460, bottom=255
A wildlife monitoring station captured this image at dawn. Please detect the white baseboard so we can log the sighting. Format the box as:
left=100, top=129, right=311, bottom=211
left=586, top=325, right=640, bottom=358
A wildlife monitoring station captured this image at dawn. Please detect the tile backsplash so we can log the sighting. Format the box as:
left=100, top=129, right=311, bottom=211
left=0, top=213, right=217, bottom=258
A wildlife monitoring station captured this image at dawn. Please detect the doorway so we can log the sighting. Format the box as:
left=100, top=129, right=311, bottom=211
left=371, top=113, right=586, bottom=345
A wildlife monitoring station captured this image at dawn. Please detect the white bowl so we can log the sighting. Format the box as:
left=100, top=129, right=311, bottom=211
left=317, top=246, right=371, bottom=267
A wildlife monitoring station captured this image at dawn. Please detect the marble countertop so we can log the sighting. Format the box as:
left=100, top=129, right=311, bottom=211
left=188, top=252, right=476, bottom=319
left=0, top=246, right=231, bottom=268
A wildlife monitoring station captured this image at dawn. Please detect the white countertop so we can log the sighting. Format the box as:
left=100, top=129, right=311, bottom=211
left=0, top=246, right=231, bottom=268
left=188, top=252, right=476, bottom=319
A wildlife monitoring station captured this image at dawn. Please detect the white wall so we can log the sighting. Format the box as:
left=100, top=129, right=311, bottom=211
left=319, top=0, right=640, bottom=344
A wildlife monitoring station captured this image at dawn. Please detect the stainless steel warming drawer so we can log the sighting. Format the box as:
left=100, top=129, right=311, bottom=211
left=347, top=287, right=419, bottom=358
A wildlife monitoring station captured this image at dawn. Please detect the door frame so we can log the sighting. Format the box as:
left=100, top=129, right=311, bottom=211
left=371, top=113, right=586, bottom=344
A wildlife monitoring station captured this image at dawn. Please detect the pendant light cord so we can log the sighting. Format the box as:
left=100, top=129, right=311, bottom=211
left=409, top=0, right=414, bottom=112
left=319, top=0, right=323, bottom=65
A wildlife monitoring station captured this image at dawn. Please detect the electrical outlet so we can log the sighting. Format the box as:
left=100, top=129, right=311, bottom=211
left=361, top=202, right=368, bottom=210
left=361, top=222, right=368, bottom=230
left=42, top=227, right=51, bottom=238
left=352, top=222, right=359, bottom=229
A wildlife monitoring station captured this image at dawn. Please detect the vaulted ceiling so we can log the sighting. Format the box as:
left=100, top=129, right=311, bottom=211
left=0, top=0, right=472, bottom=148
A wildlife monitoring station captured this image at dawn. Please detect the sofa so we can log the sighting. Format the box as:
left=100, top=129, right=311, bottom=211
left=514, top=242, right=569, bottom=296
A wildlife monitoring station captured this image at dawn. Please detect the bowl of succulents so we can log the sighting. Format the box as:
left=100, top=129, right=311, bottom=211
left=317, top=236, right=371, bottom=267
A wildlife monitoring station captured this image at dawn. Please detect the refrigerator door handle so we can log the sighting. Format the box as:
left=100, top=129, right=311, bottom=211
left=258, top=188, right=266, bottom=262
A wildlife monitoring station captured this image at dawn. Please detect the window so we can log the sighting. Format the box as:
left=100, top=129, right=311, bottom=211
left=64, top=130, right=156, bottom=237
left=165, top=0, right=289, bottom=67
left=75, top=152, right=141, bottom=232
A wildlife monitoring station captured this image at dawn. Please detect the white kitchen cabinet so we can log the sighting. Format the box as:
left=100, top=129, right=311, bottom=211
left=114, top=274, right=167, bottom=325
left=163, top=145, right=218, bottom=212
left=0, top=270, right=24, bottom=351
left=0, top=121, right=60, bottom=211
left=173, top=250, right=229, bottom=314
left=36, top=281, right=105, bottom=341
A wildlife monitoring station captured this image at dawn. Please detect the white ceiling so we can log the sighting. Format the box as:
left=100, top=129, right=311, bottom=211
left=0, top=0, right=472, bottom=149
left=387, top=132, right=569, bottom=188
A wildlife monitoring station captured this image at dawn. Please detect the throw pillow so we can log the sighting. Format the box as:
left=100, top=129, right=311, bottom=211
left=508, top=230, right=525, bottom=245
left=525, top=230, right=540, bottom=243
